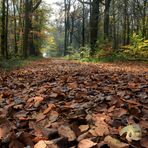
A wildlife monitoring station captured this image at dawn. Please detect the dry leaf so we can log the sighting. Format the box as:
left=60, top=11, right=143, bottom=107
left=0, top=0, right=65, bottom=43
left=78, top=139, right=97, bottom=148
left=79, top=125, right=89, bottom=132
left=49, top=111, right=59, bottom=122
left=140, top=136, right=148, bottom=148
left=58, top=125, right=76, bottom=141
left=0, top=118, right=12, bottom=141
left=119, top=124, right=142, bottom=142
left=34, top=140, right=58, bottom=148
left=104, top=135, right=129, bottom=148
left=36, top=113, right=46, bottom=122
left=9, top=139, right=24, bottom=148
left=43, top=104, right=56, bottom=115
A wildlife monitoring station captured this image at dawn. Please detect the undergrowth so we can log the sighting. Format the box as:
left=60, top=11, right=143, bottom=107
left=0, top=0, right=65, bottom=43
left=0, top=56, right=43, bottom=70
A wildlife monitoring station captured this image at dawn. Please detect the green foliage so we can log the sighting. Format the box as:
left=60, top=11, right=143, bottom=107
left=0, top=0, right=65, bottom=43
left=122, top=33, right=148, bottom=59
left=0, top=56, right=43, bottom=70
left=0, top=57, right=25, bottom=69
left=65, top=46, right=90, bottom=60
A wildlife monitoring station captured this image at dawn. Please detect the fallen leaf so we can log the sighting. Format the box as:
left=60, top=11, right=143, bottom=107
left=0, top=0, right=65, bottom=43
left=89, top=123, right=109, bottom=137
left=9, top=139, right=24, bottom=148
left=79, top=125, right=89, bottom=132
left=58, top=125, right=76, bottom=141
left=119, top=124, right=142, bottom=142
left=34, top=96, right=44, bottom=108
left=140, top=136, right=148, bottom=148
left=34, top=140, right=58, bottom=148
left=36, top=113, right=46, bottom=122
left=104, top=135, right=129, bottom=148
left=49, top=111, right=59, bottom=122
left=140, top=120, right=148, bottom=129
left=43, top=103, right=56, bottom=115
left=78, top=139, right=97, bottom=148
left=18, top=132, right=34, bottom=147
left=0, top=117, right=12, bottom=141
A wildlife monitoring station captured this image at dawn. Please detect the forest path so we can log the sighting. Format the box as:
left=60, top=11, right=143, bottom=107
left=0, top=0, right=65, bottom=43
left=0, top=59, right=148, bottom=147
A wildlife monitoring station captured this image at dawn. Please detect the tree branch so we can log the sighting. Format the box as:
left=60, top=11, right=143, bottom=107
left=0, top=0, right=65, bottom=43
left=32, top=0, right=42, bottom=12
left=77, top=0, right=92, bottom=5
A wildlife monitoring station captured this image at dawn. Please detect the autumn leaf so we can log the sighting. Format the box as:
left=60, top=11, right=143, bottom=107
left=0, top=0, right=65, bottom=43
left=104, top=135, right=129, bottom=148
left=36, top=113, right=46, bottom=122
left=79, top=125, right=89, bottom=132
left=49, top=111, right=59, bottom=122
left=34, top=140, right=58, bottom=148
left=43, top=103, right=56, bottom=115
left=78, top=139, right=97, bottom=148
left=58, top=125, right=76, bottom=141
left=119, top=124, right=142, bottom=141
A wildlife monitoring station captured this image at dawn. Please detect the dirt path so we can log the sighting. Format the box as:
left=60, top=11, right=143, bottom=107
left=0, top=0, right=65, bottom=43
left=0, top=59, right=148, bottom=148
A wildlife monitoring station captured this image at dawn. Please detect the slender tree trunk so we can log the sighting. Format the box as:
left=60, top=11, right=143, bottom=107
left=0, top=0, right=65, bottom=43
left=64, top=0, right=68, bottom=55
left=90, top=0, right=100, bottom=56
left=142, top=0, right=146, bottom=38
left=104, top=0, right=111, bottom=41
left=5, top=0, right=9, bottom=59
left=29, top=0, right=36, bottom=56
left=1, top=0, right=5, bottom=57
left=89, top=0, right=92, bottom=46
left=23, top=0, right=29, bottom=58
left=112, top=0, right=117, bottom=50
left=126, top=15, right=130, bottom=44
left=82, top=0, right=85, bottom=47
left=12, top=0, right=18, bottom=54
left=70, top=13, right=74, bottom=45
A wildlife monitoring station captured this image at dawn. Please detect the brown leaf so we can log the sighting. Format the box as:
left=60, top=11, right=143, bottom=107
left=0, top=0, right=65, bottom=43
left=79, top=125, right=89, bottom=132
left=58, top=125, right=76, bottom=141
left=140, top=136, right=148, bottom=148
left=9, top=139, right=24, bottom=148
left=0, top=118, right=12, bottom=141
left=18, top=132, right=34, bottom=147
left=68, top=82, right=78, bottom=89
left=113, top=108, right=127, bottom=117
left=34, top=140, right=58, bottom=148
left=91, top=114, right=110, bottom=136
left=43, top=103, right=56, bottom=115
left=34, top=96, right=44, bottom=108
left=49, top=111, right=59, bottom=122
left=140, top=120, right=148, bottom=129
left=36, top=113, right=46, bottom=122
left=104, top=135, right=129, bottom=148
left=78, top=139, right=97, bottom=148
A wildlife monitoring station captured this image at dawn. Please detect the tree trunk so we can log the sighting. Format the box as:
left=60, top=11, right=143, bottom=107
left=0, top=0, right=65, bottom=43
left=90, top=0, right=100, bottom=56
left=12, top=0, right=18, bottom=54
left=82, top=0, right=85, bottom=47
left=112, top=0, right=117, bottom=50
left=23, top=0, right=30, bottom=58
left=5, top=0, right=9, bottom=59
left=1, top=0, right=5, bottom=57
left=29, top=0, right=36, bottom=56
left=142, top=0, right=146, bottom=38
left=70, top=13, right=74, bottom=45
left=104, top=0, right=111, bottom=41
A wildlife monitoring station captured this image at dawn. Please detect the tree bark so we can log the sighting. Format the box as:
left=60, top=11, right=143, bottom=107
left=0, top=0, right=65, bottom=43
left=5, top=0, right=9, bottom=59
left=1, top=0, right=5, bottom=57
left=90, top=0, right=100, bottom=56
left=23, top=0, right=30, bottom=58
left=12, top=0, right=18, bottom=54
left=82, top=0, right=85, bottom=47
left=104, top=0, right=111, bottom=41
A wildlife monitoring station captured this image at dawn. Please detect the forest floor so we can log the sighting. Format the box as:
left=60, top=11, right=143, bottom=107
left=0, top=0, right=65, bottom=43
left=0, top=59, right=148, bottom=148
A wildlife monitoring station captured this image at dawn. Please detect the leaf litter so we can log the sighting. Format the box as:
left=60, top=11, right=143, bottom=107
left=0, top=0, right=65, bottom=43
left=0, top=59, right=148, bottom=147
